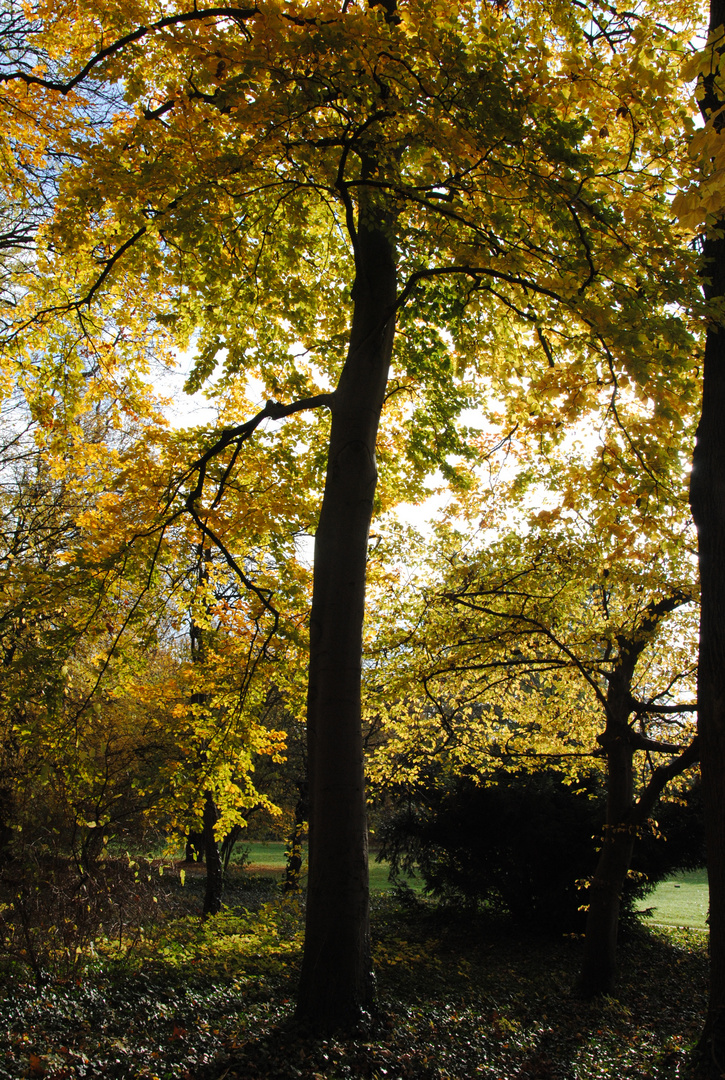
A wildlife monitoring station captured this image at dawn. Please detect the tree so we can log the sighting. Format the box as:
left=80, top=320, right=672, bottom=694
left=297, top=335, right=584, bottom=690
left=675, top=0, right=725, bottom=1066
left=0, top=0, right=704, bottom=1030
left=0, top=411, right=183, bottom=873
left=367, top=401, right=699, bottom=996
left=0, top=374, right=297, bottom=896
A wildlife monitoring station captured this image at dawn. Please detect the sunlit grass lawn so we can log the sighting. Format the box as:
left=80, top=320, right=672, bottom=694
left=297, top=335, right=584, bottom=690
left=245, top=844, right=707, bottom=914
left=243, top=841, right=288, bottom=871
left=182, top=838, right=710, bottom=925
left=638, top=868, right=709, bottom=930
left=244, top=838, right=414, bottom=889
left=243, top=841, right=411, bottom=892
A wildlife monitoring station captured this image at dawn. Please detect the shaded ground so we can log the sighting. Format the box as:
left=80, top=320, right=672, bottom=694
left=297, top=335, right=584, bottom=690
left=0, top=876, right=709, bottom=1080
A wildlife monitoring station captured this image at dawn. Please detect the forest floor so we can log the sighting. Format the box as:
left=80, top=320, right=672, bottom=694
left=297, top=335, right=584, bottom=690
left=0, top=862, right=710, bottom=1080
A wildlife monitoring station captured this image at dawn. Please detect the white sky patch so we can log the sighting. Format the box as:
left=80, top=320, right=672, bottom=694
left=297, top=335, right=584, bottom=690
left=155, top=347, right=220, bottom=428
left=294, top=532, right=316, bottom=568
left=394, top=485, right=450, bottom=531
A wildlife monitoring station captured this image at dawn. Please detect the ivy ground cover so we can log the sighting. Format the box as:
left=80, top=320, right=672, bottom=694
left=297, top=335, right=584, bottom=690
left=0, top=878, right=708, bottom=1080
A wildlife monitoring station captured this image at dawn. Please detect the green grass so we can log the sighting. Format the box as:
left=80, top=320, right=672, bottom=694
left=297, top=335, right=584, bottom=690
left=242, top=841, right=411, bottom=892
left=242, top=841, right=289, bottom=870
left=637, top=868, right=709, bottom=930
left=242, top=846, right=712, bottom=917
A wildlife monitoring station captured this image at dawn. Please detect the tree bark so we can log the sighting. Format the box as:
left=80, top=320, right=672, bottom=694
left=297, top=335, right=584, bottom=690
left=578, top=581, right=699, bottom=997
left=296, top=206, right=397, bottom=1032
left=690, top=3, right=725, bottom=1069
left=284, top=781, right=308, bottom=894
left=692, top=240, right=725, bottom=1068
left=579, top=732, right=635, bottom=997
left=185, top=831, right=204, bottom=863
left=188, top=546, right=225, bottom=917
left=580, top=724, right=698, bottom=999
left=691, top=12, right=725, bottom=1074
left=580, top=633, right=643, bottom=998
left=202, top=791, right=223, bottom=917
left=221, top=823, right=244, bottom=872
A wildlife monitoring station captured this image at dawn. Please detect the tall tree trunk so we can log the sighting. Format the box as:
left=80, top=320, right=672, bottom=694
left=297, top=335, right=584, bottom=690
left=579, top=592, right=697, bottom=997
left=296, top=206, right=397, bottom=1032
left=580, top=732, right=635, bottom=997
left=692, top=242, right=725, bottom=1066
left=579, top=720, right=698, bottom=999
left=692, top=4, right=725, bottom=1067
left=189, top=546, right=225, bottom=917
left=202, top=791, right=223, bottom=917
left=221, top=823, right=244, bottom=872
left=580, top=648, right=641, bottom=997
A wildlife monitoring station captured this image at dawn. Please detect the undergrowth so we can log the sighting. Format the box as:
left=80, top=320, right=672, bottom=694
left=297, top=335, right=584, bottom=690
left=0, top=882, right=710, bottom=1080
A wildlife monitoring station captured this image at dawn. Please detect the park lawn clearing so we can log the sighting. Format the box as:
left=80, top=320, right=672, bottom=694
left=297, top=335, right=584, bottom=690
left=205, top=843, right=707, bottom=916
left=638, top=869, right=709, bottom=930
left=243, top=841, right=289, bottom=875
left=243, top=841, right=412, bottom=892
left=242, top=845, right=706, bottom=910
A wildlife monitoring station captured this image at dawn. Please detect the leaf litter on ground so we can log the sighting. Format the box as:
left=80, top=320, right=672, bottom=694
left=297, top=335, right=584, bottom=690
left=0, top=883, right=709, bottom=1080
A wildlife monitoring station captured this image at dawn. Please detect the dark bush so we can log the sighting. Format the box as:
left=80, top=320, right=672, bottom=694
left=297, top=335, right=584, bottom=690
left=377, top=770, right=704, bottom=933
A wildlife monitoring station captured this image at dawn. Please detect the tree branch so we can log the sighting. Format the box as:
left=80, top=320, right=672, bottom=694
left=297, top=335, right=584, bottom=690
left=393, top=264, right=567, bottom=319
left=187, top=503, right=279, bottom=629
left=597, top=726, right=690, bottom=755
left=629, top=737, right=700, bottom=827
left=181, top=393, right=333, bottom=509
left=630, top=700, right=698, bottom=716
left=0, top=8, right=260, bottom=93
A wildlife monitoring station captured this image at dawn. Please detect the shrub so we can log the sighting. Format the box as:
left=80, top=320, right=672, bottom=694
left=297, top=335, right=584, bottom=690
left=377, top=770, right=704, bottom=933
left=0, top=852, right=172, bottom=985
